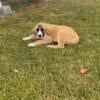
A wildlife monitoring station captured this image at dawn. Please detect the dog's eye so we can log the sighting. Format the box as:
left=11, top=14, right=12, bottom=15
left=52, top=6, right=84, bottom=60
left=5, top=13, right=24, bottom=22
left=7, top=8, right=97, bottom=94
left=41, top=28, right=44, bottom=32
left=37, top=28, right=39, bottom=32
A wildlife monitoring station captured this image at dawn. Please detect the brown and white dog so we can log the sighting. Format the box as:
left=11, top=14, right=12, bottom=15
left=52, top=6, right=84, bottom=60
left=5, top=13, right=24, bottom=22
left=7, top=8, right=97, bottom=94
left=22, top=23, right=79, bottom=48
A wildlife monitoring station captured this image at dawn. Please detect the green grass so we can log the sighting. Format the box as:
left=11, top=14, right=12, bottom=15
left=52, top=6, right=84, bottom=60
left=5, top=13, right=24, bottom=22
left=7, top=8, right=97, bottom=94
left=0, top=0, right=100, bottom=99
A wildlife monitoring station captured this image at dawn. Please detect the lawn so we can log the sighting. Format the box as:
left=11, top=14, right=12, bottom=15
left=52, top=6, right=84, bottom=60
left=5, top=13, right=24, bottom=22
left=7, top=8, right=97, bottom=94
left=0, top=0, right=100, bottom=99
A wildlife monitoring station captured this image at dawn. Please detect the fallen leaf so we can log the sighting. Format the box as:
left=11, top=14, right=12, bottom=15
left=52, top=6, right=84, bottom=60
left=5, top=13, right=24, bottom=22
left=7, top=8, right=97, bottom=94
left=80, top=67, right=88, bottom=74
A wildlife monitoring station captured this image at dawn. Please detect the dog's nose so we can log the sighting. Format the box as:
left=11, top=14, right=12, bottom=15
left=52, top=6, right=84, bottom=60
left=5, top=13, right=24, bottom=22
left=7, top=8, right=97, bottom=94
left=38, top=35, right=42, bottom=38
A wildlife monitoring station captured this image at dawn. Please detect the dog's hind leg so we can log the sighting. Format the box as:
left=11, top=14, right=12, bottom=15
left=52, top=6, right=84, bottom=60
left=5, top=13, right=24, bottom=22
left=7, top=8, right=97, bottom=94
left=47, top=43, right=64, bottom=49
left=47, top=35, right=65, bottom=49
left=22, top=34, right=35, bottom=41
left=47, top=41, right=65, bottom=48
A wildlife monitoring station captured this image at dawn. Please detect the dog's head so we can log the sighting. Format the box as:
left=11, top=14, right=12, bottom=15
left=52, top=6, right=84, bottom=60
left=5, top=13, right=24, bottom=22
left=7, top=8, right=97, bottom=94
left=32, top=23, right=50, bottom=39
left=32, top=23, right=47, bottom=39
left=36, top=25, right=45, bottom=38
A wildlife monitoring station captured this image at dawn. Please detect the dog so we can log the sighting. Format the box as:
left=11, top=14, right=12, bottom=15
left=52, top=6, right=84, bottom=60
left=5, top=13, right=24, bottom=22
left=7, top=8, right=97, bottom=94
left=22, top=23, right=79, bottom=48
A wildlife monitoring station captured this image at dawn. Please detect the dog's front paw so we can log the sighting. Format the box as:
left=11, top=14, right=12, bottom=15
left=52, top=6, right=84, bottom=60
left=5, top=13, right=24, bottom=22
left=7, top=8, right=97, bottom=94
left=22, top=37, right=28, bottom=41
left=47, top=45, right=53, bottom=48
left=28, top=43, right=36, bottom=47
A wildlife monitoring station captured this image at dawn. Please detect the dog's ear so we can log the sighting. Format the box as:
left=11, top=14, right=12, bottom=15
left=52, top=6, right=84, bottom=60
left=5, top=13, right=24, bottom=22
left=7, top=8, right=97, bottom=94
left=31, top=25, right=38, bottom=36
left=45, top=29, right=51, bottom=35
